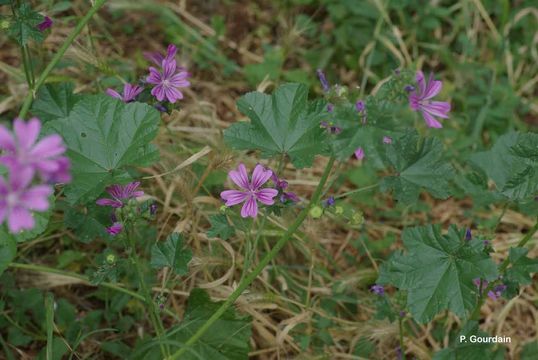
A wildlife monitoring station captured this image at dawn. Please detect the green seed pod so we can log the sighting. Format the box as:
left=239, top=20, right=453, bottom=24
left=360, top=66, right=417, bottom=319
left=219, top=205, right=227, bottom=214
left=335, top=206, right=344, bottom=215
left=309, top=205, right=323, bottom=219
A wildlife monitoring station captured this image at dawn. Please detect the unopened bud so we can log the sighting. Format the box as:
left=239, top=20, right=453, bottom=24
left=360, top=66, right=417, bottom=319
left=309, top=205, right=323, bottom=219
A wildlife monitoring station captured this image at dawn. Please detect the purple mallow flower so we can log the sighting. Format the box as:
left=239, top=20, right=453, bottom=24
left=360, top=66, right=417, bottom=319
left=355, top=100, right=365, bottom=112
left=147, top=59, right=190, bottom=103
left=106, top=83, right=144, bottom=103
left=0, top=117, right=69, bottom=182
left=270, top=173, right=299, bottom=203
left=317, top=69, right=330, bottom=92
left=37, top=16, right=53, bottom=32
left=383, top=136, right=392, bottom=144
left=408, top=71, right=451, bottom=128
left=327, top=103, right=334, bottom=113
left=96, top=182, right=144, bottom=208
left=0, top=167, right=53, bottom=233
left=465, top=228, right=472, bottom=241
left=487, top=284, right=506, bottom=301
left=323, top=196, right=335, bottom=207
left=371, top=284, right=385, bottom=296
left=473, top=278, right=489, bottom=290
left=150, top=203, right=158, bottom=216
left=106, top=222, right=123, bottom=236
left=354, top=147, right=365, bottom=160
left=220, top=163, right=278, bottom=218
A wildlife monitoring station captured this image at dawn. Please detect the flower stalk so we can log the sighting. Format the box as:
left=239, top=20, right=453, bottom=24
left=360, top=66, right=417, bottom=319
left=167, top=157, right=336, bottom=360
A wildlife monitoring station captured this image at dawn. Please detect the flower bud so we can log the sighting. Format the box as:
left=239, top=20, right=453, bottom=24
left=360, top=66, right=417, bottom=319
left=219, top=205, right=227, bottom=214
left=335, top=206, right=344, bottom=215
left=309, top=205, right=323, bottom=219
left=106, top=254, right=116, bottom=264
left=351, top=211, right=364, bottom=225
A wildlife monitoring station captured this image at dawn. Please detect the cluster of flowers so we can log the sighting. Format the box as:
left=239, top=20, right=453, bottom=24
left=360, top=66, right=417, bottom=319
left=0, top=118, right=70, bottom=233
left=317, top=68, right=451, bottom=162
left=473, top=278, right=507, bottom=301
left=96, top=181, right=156, bottom=236
left=106, top=45, right=191, bottom=105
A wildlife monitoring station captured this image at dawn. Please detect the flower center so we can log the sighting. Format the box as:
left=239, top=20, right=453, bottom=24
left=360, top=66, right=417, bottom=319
left=163, top=79, right=171, bottom=87
left=6, top=192, right=18, bottom=208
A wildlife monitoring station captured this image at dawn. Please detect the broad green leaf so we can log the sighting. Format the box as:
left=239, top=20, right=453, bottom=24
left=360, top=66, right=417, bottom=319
left=433, top=321, right=504, bottom=360
left=505, top=247, right=538, bottom=286
left=0, top=234, right=16, bottom=276
left=380, top=131, right=454, bottom=204
left=207, top=214, right=235, bottom=240
left=168, top=289, right=251, bottom=360
left=64, top=204, right=112, bottom=243
left=8, top=3, right=44, bottom=46
left=469, top=132, right=538, bottom=200
left=224, top=83, right=328, bottom=168
left=31, top=83, right=81, bottom=123
left=150, top=233, right=192, bottom=275
left=44, top=95, right=160, bottom=205
left=378, top=224, right=498, bottom=323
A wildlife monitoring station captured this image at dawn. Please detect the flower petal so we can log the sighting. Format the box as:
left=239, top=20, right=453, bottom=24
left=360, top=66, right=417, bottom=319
left=229, top=163, right=250, bottom=189
left=15, top=118, right=41, bottom=150
left=251, top=164, right=272, bottom=189
left=255, top=188, right=278, bottom=205
left=0, top=125, right=16, bottom=151
left=423, top=101, right=451, bottom=118
left=220, top=190, right=247, bottom=206
left=106, top=88, right=123, bottom=100
left=415, top=71, right=426, bottom=97
left=20, top=185, right=53, bottom=211
left=421, top=110, right=443, bottom=128
left=422, top=74, right=442, bottom=100
left=8, top=206, right=34, bottom=233
left=30, top=135, right=65, bottom=159
left=96, top=198, right=123, bottom=208
left=241, top=196, right=258, bottom=218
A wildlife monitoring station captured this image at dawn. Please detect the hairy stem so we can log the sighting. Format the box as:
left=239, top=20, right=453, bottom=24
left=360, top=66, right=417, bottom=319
left=167, top=157, right=336, bottom=360
left=18, top=0, right=107, bottom=118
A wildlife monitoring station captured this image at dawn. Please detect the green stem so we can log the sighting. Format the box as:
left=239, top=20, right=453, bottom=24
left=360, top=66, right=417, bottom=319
left=167, top=157, right=336, bottom=360
left=398, top=316, right=405, bottom=356
left=45, top=293, right=54, bottom=360
left=242, top=213, right=268, bottom=281
left=469, top=217, right=538, bottom=320
left=125, top=226, right=170, bottom=358
left=18, top=0, right=107, bottom=119
left=334, top=183, right=379, bottom=199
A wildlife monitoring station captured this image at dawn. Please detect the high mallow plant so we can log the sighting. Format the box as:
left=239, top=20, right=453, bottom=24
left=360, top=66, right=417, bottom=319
left=0, top=1, right=537, bottom=359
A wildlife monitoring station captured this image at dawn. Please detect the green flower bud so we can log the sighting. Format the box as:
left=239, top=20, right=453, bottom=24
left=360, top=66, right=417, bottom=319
left=309, top=205, right=323, bottom=219
left=106, top=254, right=116, bottom=264
left=219, top=205, right=227, bottom=214
left=351, top=211, right=364, bottom=225
left=335, top=206, right=344, bottom=215
left=0, top=20, right=9, bottom=30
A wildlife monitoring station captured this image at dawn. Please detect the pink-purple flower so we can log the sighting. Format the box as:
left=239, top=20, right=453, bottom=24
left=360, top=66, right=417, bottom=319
left=0, top=167, right=53, bottom=233
left=106, top=222, right=123, bottom=236
left=371, top=284, right=385, bottom=296
left=271, top=172, right=299, bottom=203
left=96, top=182, right=144, bottom=208
left=383, top=136, right=392, bottom=144
left=408, top=71, right=451, bottom=128
left=220, top=163, right=278, bottom=218
left=146, top=44, right=190, bottom=103
left=354, top=147, right=365, bottom=160
left=0, top=117, right=70, bottom=182
left=106, top=83, right=144, bottom=103
left=37, top=16, right=53, bottom=32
